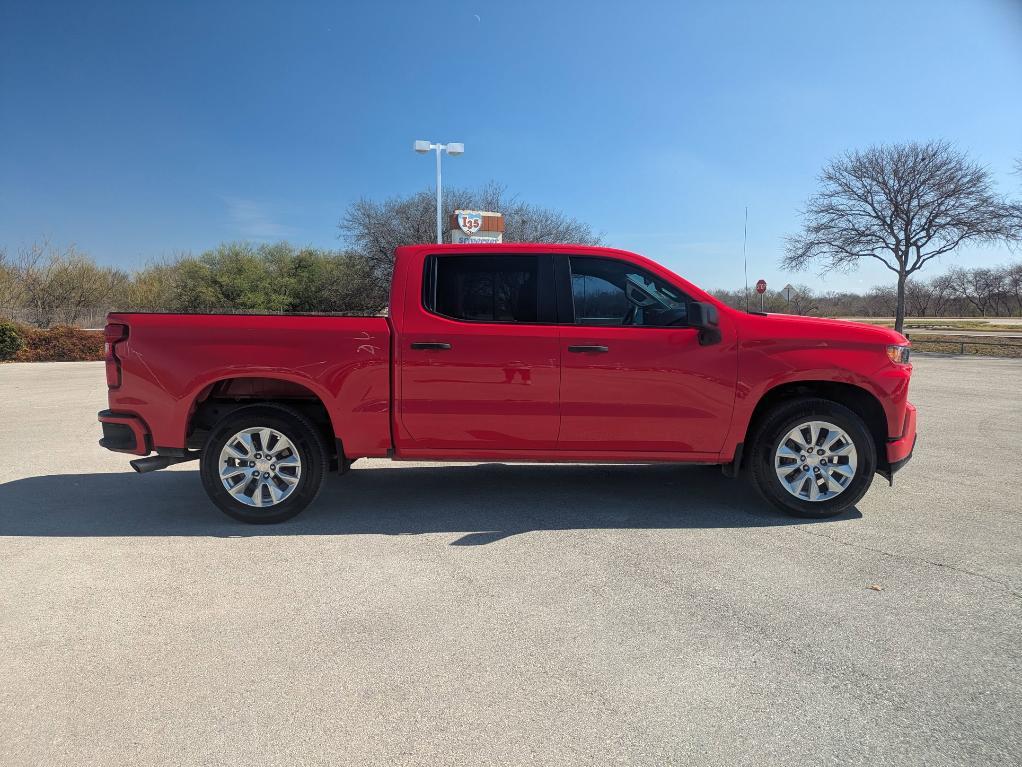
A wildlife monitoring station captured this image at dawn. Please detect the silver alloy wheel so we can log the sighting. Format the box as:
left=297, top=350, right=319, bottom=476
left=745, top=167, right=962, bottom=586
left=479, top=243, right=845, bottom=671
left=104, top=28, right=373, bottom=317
left=218, top=426, right=302, bottom=508
left=774, top=420, right=858, bottom=502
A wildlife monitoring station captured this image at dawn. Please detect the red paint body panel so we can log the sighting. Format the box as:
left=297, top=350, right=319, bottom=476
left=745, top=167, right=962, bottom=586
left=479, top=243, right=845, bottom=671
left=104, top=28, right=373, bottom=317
left=558, top=325, right=736, bottom=453
left=717, top=312, right=913, bottom=462
left=393, top=251, right=560, bottom=448
left=106, top=312, right=391, bottom=456
left=887, top=403, right=917, bottom=464
left=102, top=244, right=916, bottom=475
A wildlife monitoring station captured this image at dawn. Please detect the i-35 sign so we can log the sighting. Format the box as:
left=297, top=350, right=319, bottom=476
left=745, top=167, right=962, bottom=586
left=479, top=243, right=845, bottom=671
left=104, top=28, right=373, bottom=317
left=449, top=209, right=504, bottom=244
left=456, top=211, right=483, bottom=236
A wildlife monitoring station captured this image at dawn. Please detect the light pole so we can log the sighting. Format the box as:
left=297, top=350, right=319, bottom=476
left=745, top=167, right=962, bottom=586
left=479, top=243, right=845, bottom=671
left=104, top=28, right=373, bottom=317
left=414, top=140, right=464, bottom=244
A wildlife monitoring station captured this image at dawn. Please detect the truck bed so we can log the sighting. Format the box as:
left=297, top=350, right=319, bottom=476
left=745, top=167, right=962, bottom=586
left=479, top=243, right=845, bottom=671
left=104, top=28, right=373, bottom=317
left=106, top=312, right=392, bottom=456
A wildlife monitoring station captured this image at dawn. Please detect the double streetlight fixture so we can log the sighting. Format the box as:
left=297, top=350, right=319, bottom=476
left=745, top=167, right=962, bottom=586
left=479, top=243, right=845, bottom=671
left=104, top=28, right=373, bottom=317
left=414, top=140, right=464, bottom=244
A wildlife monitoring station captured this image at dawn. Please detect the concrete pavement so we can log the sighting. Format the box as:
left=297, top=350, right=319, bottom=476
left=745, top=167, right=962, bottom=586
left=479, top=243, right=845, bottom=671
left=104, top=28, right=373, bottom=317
left=1, top=358, right=1020, bottom=766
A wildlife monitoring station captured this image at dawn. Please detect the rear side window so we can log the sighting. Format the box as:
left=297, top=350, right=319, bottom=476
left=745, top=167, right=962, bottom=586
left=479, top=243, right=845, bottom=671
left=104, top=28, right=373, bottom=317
left=424, top=255, right=539, bottom=323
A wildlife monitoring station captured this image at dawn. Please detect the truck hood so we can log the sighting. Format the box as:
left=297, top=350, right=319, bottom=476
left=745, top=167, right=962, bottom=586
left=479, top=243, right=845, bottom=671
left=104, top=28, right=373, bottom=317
left=741, top=312, right=908, bottom=346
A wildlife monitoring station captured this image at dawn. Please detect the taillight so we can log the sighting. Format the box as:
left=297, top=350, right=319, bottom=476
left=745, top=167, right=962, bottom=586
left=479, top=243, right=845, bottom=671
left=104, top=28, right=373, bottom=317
left=105, top=323, right=128, bottom=388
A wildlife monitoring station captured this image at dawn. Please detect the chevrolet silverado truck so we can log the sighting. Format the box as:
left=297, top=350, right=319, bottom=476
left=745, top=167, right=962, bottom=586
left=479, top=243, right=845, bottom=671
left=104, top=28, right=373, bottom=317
left=98, top=244, right=916, bottom=524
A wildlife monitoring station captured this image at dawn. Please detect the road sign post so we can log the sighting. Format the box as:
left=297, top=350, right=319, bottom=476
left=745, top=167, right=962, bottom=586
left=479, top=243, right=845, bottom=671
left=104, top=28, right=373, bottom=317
left=755, top=279, right=767, bottom=311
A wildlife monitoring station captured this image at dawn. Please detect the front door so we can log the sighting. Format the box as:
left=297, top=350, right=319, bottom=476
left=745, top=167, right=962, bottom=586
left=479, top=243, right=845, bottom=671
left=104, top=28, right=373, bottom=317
left=557, top=255, right=736, bottom=455
left=398, top=253, right=561, bottom=452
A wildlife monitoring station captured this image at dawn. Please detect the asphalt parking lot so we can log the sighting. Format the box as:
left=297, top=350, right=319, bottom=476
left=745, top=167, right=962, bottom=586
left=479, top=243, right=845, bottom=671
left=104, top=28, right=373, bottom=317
left=2, top=357, right=1020, bottom=766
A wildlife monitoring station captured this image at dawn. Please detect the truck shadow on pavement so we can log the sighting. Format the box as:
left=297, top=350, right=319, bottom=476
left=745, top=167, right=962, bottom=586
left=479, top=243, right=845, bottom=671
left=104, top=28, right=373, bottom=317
left=0, top=463, right=860, bottom=543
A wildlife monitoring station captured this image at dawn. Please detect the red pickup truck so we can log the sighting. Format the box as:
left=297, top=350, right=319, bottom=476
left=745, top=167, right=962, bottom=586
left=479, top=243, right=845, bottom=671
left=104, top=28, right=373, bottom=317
left=98, top=244, right=916, bottom=523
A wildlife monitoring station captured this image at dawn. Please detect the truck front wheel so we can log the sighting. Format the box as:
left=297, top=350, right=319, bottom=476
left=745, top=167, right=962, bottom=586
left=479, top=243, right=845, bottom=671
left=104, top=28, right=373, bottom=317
left=200, top=404, right=328, bottom=524
left=749, top=398, right=877, bottom=518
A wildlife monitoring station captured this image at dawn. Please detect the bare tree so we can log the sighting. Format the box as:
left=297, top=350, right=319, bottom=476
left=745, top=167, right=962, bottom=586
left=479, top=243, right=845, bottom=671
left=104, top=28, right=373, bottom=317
left=0, top=248, right=22, bottom=312
left=864, top=285, right=898, bottom=318
left=339, top=181, right=601, bottom=299
left=14, top=241, right=125, bottom=327
left=1004, top=262, right=1022, bottom=317
left=904, top=279, right=935, bottom=317
left=784, top=141, right=1021, bottom=332
left=989, top=266, right=1012, bottom=316
left=787, top=284, right=819, bottom=316
left=927, top=272, right=958, bottom=317
left=948, top=266, right=1004, bottom=317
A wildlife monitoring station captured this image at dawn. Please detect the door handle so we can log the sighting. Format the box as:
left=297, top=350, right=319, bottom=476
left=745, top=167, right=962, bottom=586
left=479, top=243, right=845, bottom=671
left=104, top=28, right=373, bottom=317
left=410, top=342, right=452, bottom=350
left=567, top=345, right=609, bottom=353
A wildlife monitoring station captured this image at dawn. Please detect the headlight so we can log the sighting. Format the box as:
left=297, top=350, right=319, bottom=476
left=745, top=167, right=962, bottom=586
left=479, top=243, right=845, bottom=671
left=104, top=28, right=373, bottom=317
left=886, top=345, right=911, bottom=364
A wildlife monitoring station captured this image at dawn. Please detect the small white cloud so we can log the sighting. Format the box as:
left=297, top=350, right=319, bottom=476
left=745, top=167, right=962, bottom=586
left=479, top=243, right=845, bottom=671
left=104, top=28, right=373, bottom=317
left=224, top=197, right=292, bottom=240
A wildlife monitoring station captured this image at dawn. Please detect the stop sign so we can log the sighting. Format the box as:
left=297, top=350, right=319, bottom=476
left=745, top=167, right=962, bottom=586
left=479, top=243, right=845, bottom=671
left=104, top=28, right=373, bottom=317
left=755, top=279, right=767, bottom=294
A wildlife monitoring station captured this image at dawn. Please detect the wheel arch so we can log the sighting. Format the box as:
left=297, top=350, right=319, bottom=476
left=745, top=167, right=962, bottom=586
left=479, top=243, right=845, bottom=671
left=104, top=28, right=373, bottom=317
left=742, top=380, right=889, bottom=473
left=183, top=375, right=344, bottom=467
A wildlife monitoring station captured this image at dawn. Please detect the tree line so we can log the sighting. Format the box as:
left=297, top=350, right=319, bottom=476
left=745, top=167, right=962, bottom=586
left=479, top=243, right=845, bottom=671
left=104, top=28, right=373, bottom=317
left=0, top=183, right=601, bottom=327
left=2, top=152, right=1020, bottom=329
left=712, top=262, right=1022, bottom=318
left=3, top=238, right=1021, bottom=328
left=0, top=240, right=381, bottom=327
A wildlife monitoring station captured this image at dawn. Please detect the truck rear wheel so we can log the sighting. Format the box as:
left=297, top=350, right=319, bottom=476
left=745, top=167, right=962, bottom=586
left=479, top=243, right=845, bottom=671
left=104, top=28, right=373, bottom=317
left=200, top=404, right=328, bottom=524
left=749, top=398, right=876, bottom=518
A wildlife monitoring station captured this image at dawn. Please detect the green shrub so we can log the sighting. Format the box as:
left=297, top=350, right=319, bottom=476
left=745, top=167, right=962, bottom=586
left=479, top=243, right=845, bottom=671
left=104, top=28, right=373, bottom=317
left=14, top=325, right=104, bottom=362
left=0, top=321, right=25, bottom=360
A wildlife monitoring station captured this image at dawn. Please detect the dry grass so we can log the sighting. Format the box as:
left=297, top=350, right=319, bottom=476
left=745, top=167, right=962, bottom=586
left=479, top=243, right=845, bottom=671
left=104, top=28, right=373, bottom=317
left=908, top=333, right=1022, bottom=358
left=850, top=318, right=1022, bottom=333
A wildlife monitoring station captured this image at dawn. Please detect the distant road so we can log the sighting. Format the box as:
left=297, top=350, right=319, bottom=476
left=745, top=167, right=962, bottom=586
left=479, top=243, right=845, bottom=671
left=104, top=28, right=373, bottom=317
left=836, top=317, right=1022, bottom=338
left=906, top=329, right=1022, bottom=338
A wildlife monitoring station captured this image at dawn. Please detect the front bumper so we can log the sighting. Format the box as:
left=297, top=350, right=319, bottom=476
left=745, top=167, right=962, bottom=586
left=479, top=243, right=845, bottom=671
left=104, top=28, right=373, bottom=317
left=880, top=402, right=916, bottom=483
left=888, top=435, right=916, bottom=474
left=887, top=403, right=916, bottom=464
left=98, top=410, right=152, bottom=456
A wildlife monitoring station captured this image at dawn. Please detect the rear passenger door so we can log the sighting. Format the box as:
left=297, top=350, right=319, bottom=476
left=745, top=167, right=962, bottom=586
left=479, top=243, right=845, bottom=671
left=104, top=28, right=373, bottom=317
left=398, top=253, right=562, bottom=452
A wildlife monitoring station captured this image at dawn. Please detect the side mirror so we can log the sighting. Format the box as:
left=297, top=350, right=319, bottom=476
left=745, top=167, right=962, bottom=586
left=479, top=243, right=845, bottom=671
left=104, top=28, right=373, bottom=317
left=689, top=302, right=721, bottom=346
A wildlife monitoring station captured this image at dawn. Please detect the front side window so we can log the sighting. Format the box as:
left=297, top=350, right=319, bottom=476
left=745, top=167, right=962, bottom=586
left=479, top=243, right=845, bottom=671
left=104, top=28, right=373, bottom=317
left=425, top=255, right=539, bottom=323
left=569, top=256, right=688, bottom=327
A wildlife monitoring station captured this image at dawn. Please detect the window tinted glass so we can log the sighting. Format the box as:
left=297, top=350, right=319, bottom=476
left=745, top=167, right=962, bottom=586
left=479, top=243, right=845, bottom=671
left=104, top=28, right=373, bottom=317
left=569, top=257, right=688, bottom=327
left=428, top=255, right=539, bottom=323
left=571, top=274, right=630, bottom=320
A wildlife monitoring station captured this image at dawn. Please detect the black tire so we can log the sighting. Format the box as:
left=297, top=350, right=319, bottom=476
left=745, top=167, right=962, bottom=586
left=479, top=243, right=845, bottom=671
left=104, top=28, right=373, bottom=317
left=200, top=404, right=329, bottom=524
left=748, top=398, right=877, bottom=519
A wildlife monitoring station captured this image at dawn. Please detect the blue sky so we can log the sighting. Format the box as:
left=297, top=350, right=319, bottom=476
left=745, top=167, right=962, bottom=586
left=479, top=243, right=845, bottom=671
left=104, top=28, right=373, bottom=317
left=2, top=0, right=1020, bottom=291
